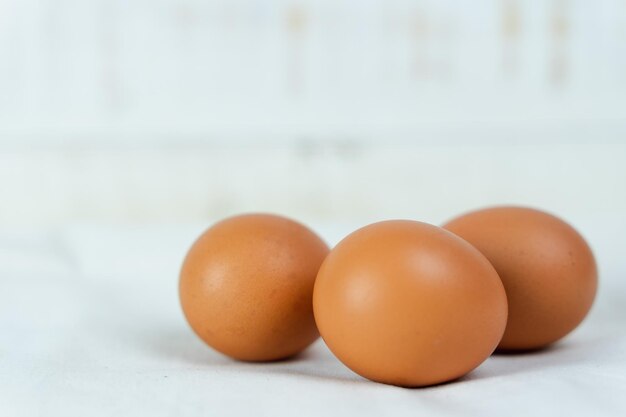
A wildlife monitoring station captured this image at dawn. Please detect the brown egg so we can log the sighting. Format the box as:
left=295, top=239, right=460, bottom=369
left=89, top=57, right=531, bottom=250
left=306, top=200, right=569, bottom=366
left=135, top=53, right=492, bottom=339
left=313, top=220, right=508, bottom=387
left=443, top=206, right=597, bottom=351
left=179, top=213, right=329, bottom=361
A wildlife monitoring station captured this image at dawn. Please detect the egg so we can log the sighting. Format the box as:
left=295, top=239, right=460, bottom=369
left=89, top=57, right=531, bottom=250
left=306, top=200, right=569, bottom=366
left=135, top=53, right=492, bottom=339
left=313, top=220, right=508, bottom=387
left=443, top=206, right=597, bottom=351
left=179, top=213, right=329, bottom=361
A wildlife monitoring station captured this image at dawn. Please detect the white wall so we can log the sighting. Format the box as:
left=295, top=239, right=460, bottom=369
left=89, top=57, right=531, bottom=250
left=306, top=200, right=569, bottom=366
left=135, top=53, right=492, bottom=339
left=0, top=0, right=625, bottom=227
left=1, top=0, right=625, bottom=140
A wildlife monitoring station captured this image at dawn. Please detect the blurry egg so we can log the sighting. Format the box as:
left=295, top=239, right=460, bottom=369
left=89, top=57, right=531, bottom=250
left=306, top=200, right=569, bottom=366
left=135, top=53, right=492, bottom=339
left=179, top=213, right=329, bottom=361
left=443, top=206, right=597, bottom=351
left=313, top=220, right=508, bottom=387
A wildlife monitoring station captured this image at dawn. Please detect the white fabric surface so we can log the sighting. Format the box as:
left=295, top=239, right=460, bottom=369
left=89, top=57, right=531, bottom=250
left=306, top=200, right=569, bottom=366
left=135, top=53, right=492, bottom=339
left=1, top=222, right=625, bottom=417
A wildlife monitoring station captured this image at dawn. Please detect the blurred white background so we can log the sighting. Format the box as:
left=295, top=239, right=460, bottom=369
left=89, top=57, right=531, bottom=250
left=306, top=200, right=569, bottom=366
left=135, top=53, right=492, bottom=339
left=0, top=0, right=625, bottom=229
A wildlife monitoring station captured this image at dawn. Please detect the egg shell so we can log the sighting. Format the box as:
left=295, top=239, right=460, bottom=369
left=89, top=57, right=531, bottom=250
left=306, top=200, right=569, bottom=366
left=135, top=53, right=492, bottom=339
left=179, top=213, right=329, bottom=361
left=313, top=220, right=508, bottom=387
left=443, top=206, right=597, bottom=351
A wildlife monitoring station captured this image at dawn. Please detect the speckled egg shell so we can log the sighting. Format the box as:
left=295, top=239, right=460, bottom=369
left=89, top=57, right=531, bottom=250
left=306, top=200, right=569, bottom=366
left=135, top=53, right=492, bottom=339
left=180, top=213, right=329, bottom=361
left=313, top=220, right=508, bottom=387
left=444, top=206, right=597, bottom=351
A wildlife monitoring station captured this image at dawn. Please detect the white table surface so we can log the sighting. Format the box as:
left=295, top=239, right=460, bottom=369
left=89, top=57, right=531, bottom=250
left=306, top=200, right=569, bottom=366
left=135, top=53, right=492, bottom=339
left=1, top=222, right=625, bottom=417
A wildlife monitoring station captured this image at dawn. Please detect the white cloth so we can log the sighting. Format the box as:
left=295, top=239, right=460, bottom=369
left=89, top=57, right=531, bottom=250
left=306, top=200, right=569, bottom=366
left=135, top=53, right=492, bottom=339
left=1, top=223, right=625, bottom=417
